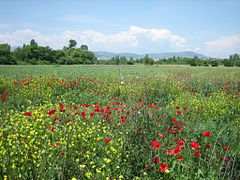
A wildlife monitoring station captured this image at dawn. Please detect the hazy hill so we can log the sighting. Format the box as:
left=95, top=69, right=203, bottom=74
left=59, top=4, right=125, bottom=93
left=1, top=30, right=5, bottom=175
left=94, top=51, right=209, bottom=59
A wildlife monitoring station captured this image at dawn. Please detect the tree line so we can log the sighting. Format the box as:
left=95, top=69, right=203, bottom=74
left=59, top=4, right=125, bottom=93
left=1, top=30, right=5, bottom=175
left=0, top=39, right=96, bottom=65
left=96, top=54, right=240, bottom=67
left=0, top=40, right=239, bottom=66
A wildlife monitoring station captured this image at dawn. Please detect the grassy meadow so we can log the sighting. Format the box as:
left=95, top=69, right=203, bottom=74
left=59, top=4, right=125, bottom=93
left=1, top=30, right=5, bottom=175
left=0, top=65, right=239, bottom=180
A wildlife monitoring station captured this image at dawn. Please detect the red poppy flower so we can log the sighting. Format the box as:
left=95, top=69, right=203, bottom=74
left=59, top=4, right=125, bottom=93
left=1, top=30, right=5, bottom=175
left=152, top=157, right=160, bottom=163
left=104, top=138, right=111, bottom=142
left=202, top=131, right=211, bottom=136
left=166, top=149, right=174, bottom=155
left=90, top=113, right=95, bottom=117
left=151, top=141, right=160, bottom=150
left=190, top=141, right=200, bottom=150
left=148, top=104, right=156, bottom=108
left=171, top=118, right=179, bottom=124
left=81, top=111, right=86, bottom=118
left=47, top=109, right=57, bottom=115
left=223, top=146, right=231, bottom=150
left=121, top=119, right=127, bottom=123
left=158, top=133, right=164, bottom=138
left=177, top=156, right=183, bottom=161
left=54, top=142, right=59, bottom=147
left=176, top=111, right=183, bottom=115
left=24, top=112, right=32, bottom=116
left=206, top=144, right=211, bottom=149
left=177, top=126, right=183, bottom=130
left=221, top=157, right=230, bottom=162
left=159, top=163, right=169, bottom=172
left=50, top=127, right=56, bottom=131
left=73, top=106, right=78, bottom=110
left=23, top=137, right=29, bottom=141
left=173, top=148, right=181, bottom=155
left=193, top=152, right=201, bottom=157
left=174, top=139, right=185, bottom=145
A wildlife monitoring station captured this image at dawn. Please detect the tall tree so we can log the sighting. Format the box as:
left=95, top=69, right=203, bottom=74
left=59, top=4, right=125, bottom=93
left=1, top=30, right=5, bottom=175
left=69, top=39, right=77, bottom=48
left=80, top=44, right=88, bottom=50
left=0, top=44, right=17, bottom=64
left=30, top=39, right=38, bottom=47
left=143, top=54, right=154, bottom=65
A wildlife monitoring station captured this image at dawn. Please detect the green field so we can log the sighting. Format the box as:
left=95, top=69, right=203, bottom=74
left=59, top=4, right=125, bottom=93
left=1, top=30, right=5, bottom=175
left=0, top=65, right=239, bottom=180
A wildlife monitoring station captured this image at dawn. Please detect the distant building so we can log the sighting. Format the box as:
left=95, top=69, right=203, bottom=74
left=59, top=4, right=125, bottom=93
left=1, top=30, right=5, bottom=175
left=97, top=57, right=111, bottom=60
left=153, top=58, right=167, bottom=61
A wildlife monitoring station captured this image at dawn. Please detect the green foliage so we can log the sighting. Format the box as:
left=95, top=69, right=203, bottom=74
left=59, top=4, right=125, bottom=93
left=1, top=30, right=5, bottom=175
left=2, top=39, right=96, bottom=65
left=59, top=48, right=95, bottom=64
left=126, top=60, right=134, bottom=65
left=189, top=58, right=198, bottom=66
left=223, top=53, right=240, bottom=67
left=68, top=39, right=77, bottom=48
left=211, top=60, right=219, bottom=67
left=0, top=44, right=17, bottom=64
left=30, top=39, right=38, bottom=47
left=80, top=44, right=88, bottom=50
left=142, top=54, right=154, bottom=65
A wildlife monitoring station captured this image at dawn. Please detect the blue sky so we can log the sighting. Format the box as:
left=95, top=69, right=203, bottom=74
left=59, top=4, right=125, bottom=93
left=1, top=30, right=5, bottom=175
left=0, top=0, right=240, bottom=58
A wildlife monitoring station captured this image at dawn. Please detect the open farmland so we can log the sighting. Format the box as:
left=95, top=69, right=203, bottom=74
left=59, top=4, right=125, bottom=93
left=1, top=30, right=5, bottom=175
left=0, top=65, right=239, bottom=180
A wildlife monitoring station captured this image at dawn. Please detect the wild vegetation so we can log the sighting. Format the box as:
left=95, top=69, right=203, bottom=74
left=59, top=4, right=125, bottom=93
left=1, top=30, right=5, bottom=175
left=0, top=40, right=96, bottom=65
left=0, top=40, right=240, bottom=66
left=0, top=65, right=239, bottom=179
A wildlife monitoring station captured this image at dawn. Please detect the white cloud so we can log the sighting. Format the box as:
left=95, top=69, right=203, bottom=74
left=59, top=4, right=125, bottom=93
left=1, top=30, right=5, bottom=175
left=201, top=35, right=240, bottom=58
left=0, top=26, right=187, bottom=52
left=129, top=26, right=186, bottom=48
left=0, top=23, right=11, bottom=29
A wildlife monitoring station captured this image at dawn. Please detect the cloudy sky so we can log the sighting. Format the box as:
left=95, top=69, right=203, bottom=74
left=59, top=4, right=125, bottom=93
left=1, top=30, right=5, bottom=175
left=0, top=0, right=240, bottom=58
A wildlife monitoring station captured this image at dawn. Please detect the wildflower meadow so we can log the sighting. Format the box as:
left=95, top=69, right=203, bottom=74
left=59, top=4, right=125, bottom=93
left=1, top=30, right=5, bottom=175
left=0, top=65, right=239, bottom=180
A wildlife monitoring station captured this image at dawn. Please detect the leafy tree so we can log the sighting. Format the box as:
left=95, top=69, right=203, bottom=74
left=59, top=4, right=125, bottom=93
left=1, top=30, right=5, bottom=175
left=230, top=53, right=239, bottom=61
left=0, top=44, right=17, bottom=64
left=12, top=40, right=56, bottom=64
left=143, top=55, right=154, bottom=65
left=189, top=58, right=198, bottom=66
left=203, top=61, right=209, bottom=67
left=227, top=53, right=240, bottom=67
left=211, top=60, right=219, bottom=67
left=126, top=60, right=134, bottom=65
left=80, top=45, right=88, bottom=50
left=30, top=39, right=38, bottom=47
left=62, top=48, right=95, bottom=64
left=235, top=61, right=240, bottom=67
left=223, top=59, right=234, bottom=67
left=69, top=39, right=77, bottom=48
left=188, top=56, right=205, bottom=66
left=114, top=56, right=120, bottom=65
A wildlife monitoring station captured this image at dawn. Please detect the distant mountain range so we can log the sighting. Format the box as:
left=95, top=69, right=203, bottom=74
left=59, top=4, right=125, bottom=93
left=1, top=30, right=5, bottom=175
left=94, top=51, right=209, bottom=59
